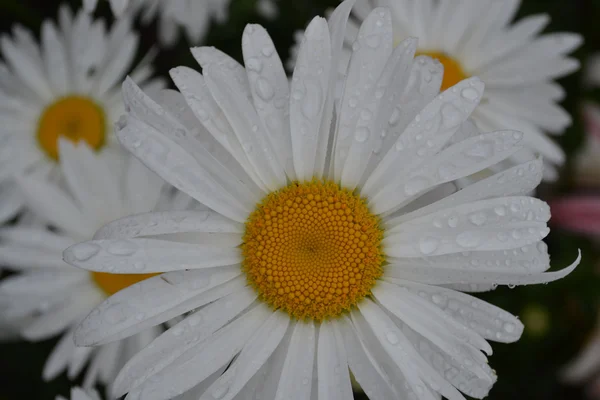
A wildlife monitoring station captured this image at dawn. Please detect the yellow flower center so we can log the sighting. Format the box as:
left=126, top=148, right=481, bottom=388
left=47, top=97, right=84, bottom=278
left=243, top=180, right=384, bottom=321
left=37, top=96, right=106, bottom=160
left=417, top=51, right=469, bottom=92
left=92, top=272, right=158, bottom=296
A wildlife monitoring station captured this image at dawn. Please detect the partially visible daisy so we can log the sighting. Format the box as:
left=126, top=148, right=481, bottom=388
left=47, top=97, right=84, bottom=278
left=0, top=140, right=195, bottom=391
left=138, top=0, right=229, bottom=46
left=290, top=0, right=582, bottom=180
left=0, top=5, right=163, bottom=225
left=562, top=316, right=600, bottom=399
left=550, top=104, right=600, bottom=235
left=83, top=0, right=130, bottom=15
left=126, top=0, right=231, bottom=47
left=64, top=3, right=579, bottom=400
left=257, top=0, right=279, bottom=20
left=57, top=387, right=101, bottom=400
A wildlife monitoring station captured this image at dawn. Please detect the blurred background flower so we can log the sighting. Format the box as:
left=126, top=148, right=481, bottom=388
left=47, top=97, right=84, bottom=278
left=0, top=0, right=597, bottom=399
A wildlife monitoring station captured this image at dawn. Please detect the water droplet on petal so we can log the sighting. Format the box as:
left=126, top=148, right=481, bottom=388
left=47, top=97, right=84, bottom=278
left=386, top=331, right=399, bottom=345
left=441, top=103, right=462, bottom=128
left=246, top=57, right=263, bottom=72
left=419, top=236, right=439, bottom=255
left=262, top=45, right=275, bottom=57
left=355, top=127, right=371, bottom=143
left=70, top=243, right=101, bottom=261
left=461, top=87, right=479, bottom=101
left=256, top=77, right=274, bottom=101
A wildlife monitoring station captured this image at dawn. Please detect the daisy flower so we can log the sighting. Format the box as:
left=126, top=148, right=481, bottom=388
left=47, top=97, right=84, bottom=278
left=64, top=2, right=580, bottom=399
left=0, top=5, right=163, bottom=225
left=0, top=139, right=195, bottom=390
left=290, top=0, right=582, bottom=180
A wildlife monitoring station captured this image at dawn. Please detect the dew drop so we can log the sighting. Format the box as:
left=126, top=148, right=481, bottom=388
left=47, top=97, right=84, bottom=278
left=355, top=127, right=371, bottom=143
left=389, top=107, right=401, bottom=125
left=419, top=236, right=439, bottom=255
left=461, top=87, right=479, bottom=101
left=246, top=57, right=263, bottom=72
left=261, top=45, right=275, bottom=57
left=256, top=77, right=274, bottom=101
left=468, top=212, right=487, bottom=226
left=441, top=103, right=462, bottom=128
left=386, top=331, right=399, bottom=345
left=503, top=322, right=516, bottom=333
left=494, top=206, right=506, bottom=216
left=70, top=243, right=100, bottom=261
left=404, top=176, right=430, bottom=196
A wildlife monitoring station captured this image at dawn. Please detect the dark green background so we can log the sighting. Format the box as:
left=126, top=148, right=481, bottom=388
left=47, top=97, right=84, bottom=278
left=0, top=0, right=597, bottom=399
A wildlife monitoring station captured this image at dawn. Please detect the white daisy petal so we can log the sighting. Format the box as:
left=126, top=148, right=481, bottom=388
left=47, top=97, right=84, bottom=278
left=269, top=320, right=316, bottom=400
left=191, top=47, right=252, bottom=100
left=0, top=35, right=53, bottom=101
left=356, top=300, right=465, bottom=400
left=199, top=311, right=289, bottom=400
left=113, top=288, right=257, bottom=397
left=370, top=130, right=523, bottom=214
left=393, top=280, right=524, bottom=343
left=333, top=8, right=394, bottom=181
left=41, top=20, right=70, bottom=95
left=23, top=286, right=100, bottom=340
left=386, top=242, right=550, bottom=279
left=74, top=269, right=243, bottom=346
left=43, top=325, right=78, bottom=381
left=67, top=346, right=95, bottom=379
left=374, top=281, right=492, bottom=356
left=0, top=226, right=75, bottom=251
left=168, top=67, right=266, bottom=192
left=0, top=180, right=24, bottom=224
left=340, top=35, right=415, bottom=190
left=126, top=305, right=272, bottom=400
left=337, top=316, right=398, bottom=400
left=362, top=77, right=484, bottom=198
left=242, top=24, right=295, bottom=180
left=391, top=250, right=581, bottom=287
left=384, top=305, right=496, bottom=399
left=116, top=113, right=251, bottom=222
left=361, top=55, right=444, bottom=183
left=17, top=175, right=93, bottom=238
left=387, top=157, right=544, bottom=226
left=384, top=196, right=550, bottom=257
left=64, top=238, right=241, bottom=273
left=123, top=78, right=260, bottom=205
left=94, top=210, right=242, bottom=240
left=319, top=0, right=356, bottom=177
left=317, top=321, right=353, bottom=400
left=471, top=14, right=550, bottom=71
left=0, top=271, right=86, bottom=296
left=204, top=66, right=286, bottom=190
left=59, top=139, right=124, bottom=223
left=290, top=17, right=332, bottom=181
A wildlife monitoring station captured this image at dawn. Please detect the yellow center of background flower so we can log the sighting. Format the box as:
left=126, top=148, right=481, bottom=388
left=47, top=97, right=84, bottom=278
left=37, top=96, right=106, bottom=160
left=92, top=272, right=158, bottom=296
left=418, top=51, right=469, bottom=91
left=243, top=181, right=384, bottom=321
